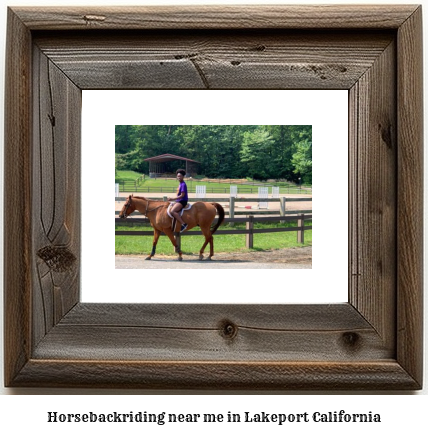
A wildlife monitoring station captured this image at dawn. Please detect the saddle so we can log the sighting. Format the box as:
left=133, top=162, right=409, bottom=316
left=167, top=203, right=192, bottom=231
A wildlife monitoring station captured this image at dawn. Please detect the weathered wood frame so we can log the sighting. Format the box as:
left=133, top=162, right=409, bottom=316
left=4, top=5, right=423, bottom=389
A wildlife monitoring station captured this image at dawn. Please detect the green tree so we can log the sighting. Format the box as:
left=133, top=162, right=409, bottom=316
left=240, top=128, right=275, bottom=180
left=115, top=125, right=135, bottom=154
left=264, top=125, right=312, bottom=181
left=114, top=124, right=312, bottom=185
left=292, top=139, right=312, bottom=183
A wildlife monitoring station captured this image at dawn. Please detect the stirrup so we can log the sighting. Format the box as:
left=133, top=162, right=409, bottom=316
left=180, top=223, right=188, bottom=233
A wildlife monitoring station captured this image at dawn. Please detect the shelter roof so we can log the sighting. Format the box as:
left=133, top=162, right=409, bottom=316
left=143, top=153, right=199, bottom=163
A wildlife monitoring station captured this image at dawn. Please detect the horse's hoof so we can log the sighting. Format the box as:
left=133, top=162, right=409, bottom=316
left=205, top=256, right=212, bottom=261
left=199, top=255, right=204, bottom=261
left=178, top=256, right=183, bottom=261
left=145, top=256, right=151, bottom=261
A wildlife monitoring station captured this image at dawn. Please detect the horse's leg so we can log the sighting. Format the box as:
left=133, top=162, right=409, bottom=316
left=163, top=228, right=183, bottom=261
left=199, top=225, right=213, bottom=260
left=145, top=228, right=161, bottom=260
left=209, top=232, right=214, bottom=259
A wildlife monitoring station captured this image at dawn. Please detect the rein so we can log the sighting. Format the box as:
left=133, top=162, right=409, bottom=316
left=143, top=199, right=167, bottom=216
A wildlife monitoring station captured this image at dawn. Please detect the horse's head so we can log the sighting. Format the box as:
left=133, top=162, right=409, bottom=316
left=119, top=195, right=136, bottom=219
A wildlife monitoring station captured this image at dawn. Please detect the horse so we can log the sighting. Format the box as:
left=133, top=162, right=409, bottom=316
left=118, top=195, right=225, bottom=261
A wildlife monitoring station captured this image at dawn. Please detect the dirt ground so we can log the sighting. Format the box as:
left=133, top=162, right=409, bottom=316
left=115, top=246, right=312, bottom=269
left=194, top=246, right=312, bottom=264
left=122, top=246, right=312, bottom=265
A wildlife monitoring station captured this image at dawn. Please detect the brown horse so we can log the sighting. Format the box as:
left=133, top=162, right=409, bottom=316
left=119, top=195, right=225, bottom=261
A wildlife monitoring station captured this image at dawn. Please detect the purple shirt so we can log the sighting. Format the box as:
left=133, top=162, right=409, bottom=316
left=177, top=181, right=188, bottom=202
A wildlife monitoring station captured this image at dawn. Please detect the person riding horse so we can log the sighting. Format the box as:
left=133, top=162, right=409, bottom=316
left=168, top=169, right=188, bottom=233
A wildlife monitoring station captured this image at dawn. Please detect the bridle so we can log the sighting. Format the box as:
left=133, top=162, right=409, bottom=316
left=121, top=197, right=133, bottom=219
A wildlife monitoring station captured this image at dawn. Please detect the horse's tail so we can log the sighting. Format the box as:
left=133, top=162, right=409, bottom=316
left=210, top=203, right=225, bottom=234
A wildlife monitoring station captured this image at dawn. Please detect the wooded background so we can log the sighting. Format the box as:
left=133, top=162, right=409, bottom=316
left=115, top=125, right=312, bottom=182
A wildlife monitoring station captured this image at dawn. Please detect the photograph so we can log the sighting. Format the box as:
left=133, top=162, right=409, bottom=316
left=115, top=125, right=312, bottom=268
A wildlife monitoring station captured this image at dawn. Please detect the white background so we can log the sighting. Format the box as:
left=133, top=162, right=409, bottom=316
left=0, top=0, right=426, bottom=429
left=82, top=89, right=348, bottom=304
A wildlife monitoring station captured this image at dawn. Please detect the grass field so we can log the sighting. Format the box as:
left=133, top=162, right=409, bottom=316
left=115, top=170, right=311, bottom=195
left=115, top=222, right=312, bottom=255
left=115, top=170, right=143, bottom=182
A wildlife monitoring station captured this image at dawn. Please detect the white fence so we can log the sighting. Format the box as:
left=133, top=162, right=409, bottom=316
left=196, top=185, right=206, bottom=198
left=258, top=187, right=269, bottom=209
left=272, top=186, right=279, bottom=198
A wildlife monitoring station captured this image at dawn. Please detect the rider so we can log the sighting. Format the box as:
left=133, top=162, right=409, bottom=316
left=168, top=169, right=189, bottom=233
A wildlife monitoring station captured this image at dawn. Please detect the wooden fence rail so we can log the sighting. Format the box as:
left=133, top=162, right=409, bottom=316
left=115, top=196, right=312, bottom=219
left=115, top=214, right=312, bottom=248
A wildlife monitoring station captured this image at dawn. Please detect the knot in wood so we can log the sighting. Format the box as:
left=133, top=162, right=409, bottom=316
left=378, top=123, right=393, bottom=149
left=37, top=245, right=76, bottom=272
left=219, top=320, right=238, bottom=340
left=341, top=332, right=361, bottom=350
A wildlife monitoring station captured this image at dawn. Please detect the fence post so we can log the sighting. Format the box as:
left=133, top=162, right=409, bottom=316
left=229, top=196, right=235, bottom=227
left=246, top=215, right=254, bottom=249
left=163, top=196, right=167, bottom=202
left=280, top=196, right=286, bottom=223
left=297, top=213, right=304, bottom=244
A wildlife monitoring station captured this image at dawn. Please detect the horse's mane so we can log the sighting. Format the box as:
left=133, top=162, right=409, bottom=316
left=133, top=196, right=167, bottom=204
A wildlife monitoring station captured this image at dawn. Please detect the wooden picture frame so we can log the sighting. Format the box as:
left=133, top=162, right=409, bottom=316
left=4, top=5, right=423, bottom=389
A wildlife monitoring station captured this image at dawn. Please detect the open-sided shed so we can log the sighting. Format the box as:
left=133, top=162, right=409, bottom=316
left=144, top=153, right=199, bottom=177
